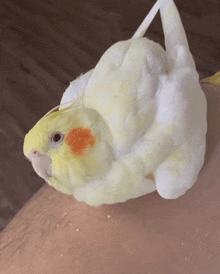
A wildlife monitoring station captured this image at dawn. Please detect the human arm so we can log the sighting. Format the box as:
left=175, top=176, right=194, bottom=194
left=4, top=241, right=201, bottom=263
left=1, top=81, right=220, bottom=274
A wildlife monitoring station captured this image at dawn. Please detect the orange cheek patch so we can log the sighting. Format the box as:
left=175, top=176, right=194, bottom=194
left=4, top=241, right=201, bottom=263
left=65, top=127, right=96, bottom=157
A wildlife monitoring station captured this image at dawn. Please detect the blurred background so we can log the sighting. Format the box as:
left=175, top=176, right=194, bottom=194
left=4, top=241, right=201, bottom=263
left=0, top=0, right=219, bottom=232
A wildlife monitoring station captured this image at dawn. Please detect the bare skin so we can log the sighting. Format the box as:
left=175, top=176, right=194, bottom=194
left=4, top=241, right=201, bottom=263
left=1, top=82, right=220, bottom=274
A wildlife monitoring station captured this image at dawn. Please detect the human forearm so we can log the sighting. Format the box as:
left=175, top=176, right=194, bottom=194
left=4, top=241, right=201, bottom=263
left=0, top=184, right=94, bottom=274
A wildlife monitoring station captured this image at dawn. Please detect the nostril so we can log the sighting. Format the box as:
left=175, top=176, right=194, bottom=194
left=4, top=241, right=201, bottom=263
left=30, top=150, right=50, bottom=159
left=29, top=150, right=39, bottom=160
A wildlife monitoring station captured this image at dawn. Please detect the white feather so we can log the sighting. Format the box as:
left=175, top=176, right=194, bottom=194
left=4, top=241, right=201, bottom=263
left=58, top=0, right=207, bottom=205
left=59, top=69, right=94, bottom=110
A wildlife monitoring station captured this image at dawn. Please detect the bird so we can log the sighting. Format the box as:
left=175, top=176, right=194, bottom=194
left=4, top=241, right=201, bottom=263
left=23, top=0, right=207, bottom=206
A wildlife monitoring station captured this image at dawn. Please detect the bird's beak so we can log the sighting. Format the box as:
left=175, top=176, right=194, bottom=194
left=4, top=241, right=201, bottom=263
left=28, top=150, right=52, bottom=180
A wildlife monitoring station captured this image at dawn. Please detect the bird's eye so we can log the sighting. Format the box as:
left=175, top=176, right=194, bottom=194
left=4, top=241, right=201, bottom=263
left=50, top=132, right=64, bottom=144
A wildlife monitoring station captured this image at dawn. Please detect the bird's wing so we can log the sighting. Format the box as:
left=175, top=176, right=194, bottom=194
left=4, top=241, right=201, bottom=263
left=136, top=0, right=207, bottom=198
left=83, top=1, right=161, bottom=156
left=76, top=0, right=207, bottom=204
left=59, top=69, right=94, bottom=110
left=155, top=138, right=206, bottom=199
left=60, top=0, right=160, bottom=112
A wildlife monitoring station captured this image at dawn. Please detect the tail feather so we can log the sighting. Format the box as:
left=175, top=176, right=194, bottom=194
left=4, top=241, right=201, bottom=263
left=132, top=0, right=160, bottom=39
left=159, top=0, right=196, bottom=70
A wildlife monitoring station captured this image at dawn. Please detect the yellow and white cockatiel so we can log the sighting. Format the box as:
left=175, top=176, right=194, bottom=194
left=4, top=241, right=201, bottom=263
left=23, top=0, right=207, bottom=206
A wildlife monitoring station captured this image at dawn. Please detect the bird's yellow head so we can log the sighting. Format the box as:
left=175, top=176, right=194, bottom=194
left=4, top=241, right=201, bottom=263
left=23, top=105, right=113, bottom=195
